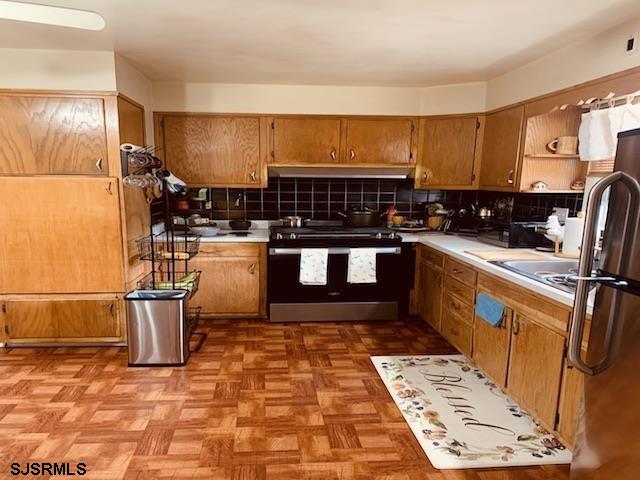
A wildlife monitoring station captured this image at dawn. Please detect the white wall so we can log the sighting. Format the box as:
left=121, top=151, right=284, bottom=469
left=486, top=17, right=640, bottom=110
left=0, top=48, right=116, bottom=91
left=419, top=82, right=487, bottom=114
left=115, top=54, right=154, bottom=142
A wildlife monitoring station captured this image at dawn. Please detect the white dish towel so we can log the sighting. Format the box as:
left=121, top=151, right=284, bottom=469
left=347, top=248, right=377, bottom=284
left=299, top=248, right=328, bottom=285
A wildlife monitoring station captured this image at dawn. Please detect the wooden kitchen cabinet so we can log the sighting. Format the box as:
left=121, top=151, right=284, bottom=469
left=479, top=105, right=525, bottom=190
left=473, top=304, right=513, bottom=386
left=0, top=94, right=109, bottom=175
left=415, top=116, right=482, bottom=189
left=507, top=314, right=566, bottom=429
left=157, top=114, right=266, bottom=187
left=190, top=243, right=265, bottom=317
left=0, top=176, right=125, bottom=294
left=271, top=117, right=342, bottom=164
left=420, top=261, right=443, bottom=331
left=1, top=296, right=123, bottom=343
left=343, top=118, right=415, bottom=164
left=556, top=356, right=585, bottom=448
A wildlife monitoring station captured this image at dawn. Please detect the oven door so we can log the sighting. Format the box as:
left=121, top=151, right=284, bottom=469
left=267, top=246, right=410, bottom=321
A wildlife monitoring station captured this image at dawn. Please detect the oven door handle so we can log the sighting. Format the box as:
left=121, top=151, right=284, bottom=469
left=269, top=247, right=402, bottom=255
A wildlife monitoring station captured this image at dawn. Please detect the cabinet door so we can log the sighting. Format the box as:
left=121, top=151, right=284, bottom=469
left=556, top=359, right=584, bottom=448
left=344, top=118, right=414, bottom=164
left=272, top=117, right=341, bottom=164
left=507, top=314, right=565, bottom=428
left=162, top=115, right=262, bottom=187
left=479, top=106, right=524, bottom=190
left=473, top=306, right=513, bottom=386
left=0, top=95, right=108, bottom=175
left=117, top=96, right=145, bottom=145
left=416, top=117, right=479, bottom=188
left=421, top=261, right=443, bottom=331
left=3, top=298, right=121, bottom=340
left=0, top=177, right=125, bottom=294
left=190, top=256, right=260, bottom=315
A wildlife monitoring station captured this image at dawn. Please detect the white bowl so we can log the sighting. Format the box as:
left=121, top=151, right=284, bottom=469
left=190, top=226, right=220, bottom=237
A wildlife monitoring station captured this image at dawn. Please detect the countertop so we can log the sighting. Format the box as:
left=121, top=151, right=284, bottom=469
left=401, top=232, right=590, bottom=312
left=197, top=229, right=270, bottom=243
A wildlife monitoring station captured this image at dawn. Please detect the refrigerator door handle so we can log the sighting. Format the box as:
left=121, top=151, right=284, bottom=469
left=568, top=171, right=640, bottom=375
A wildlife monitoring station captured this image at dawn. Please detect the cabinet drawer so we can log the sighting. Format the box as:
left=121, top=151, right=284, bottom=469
left=446, top=258, right=477, bottom=285
left=444, top=275, right=475, bottom=305
left=199, top=242, right=262, bottom=257
left=442, top=309, right=473, bottom=356
left=419, top=245, right=444, bottom=269
left=443, top=291, right=474, bottom=325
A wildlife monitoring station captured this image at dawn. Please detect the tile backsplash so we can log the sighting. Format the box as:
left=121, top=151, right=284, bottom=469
left=175, top=177, right=583, bottom=221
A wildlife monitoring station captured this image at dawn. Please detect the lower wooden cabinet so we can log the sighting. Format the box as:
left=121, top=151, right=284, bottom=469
left=441, top=308, right=473, bottom=356
left=556, top=357, right=585, bottom=448
left=473, top=306, right=513, bottom=386
left=189, top=243, right=266, bottom=317
left=419, top=260, right=443, bottom=331
left=1, top=296, right=124, bottom=344
left=507, top=314, right=566, bottom=429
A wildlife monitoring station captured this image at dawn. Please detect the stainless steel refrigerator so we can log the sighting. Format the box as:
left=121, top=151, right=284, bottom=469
left=569, top=127, right=640, bottom=479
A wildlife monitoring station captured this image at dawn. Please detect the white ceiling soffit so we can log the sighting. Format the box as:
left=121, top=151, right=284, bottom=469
left=0, top=0, right=638, bottom=86
left=0, top=1, right=104, bottom=30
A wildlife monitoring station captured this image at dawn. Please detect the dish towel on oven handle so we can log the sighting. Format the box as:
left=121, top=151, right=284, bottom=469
left=299, top=248, right=329, bottom=285
left=347, top=248, right=377, bottom=284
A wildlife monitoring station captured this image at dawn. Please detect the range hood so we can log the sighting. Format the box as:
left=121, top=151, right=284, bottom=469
left=268, top=165, right=414, bottom=179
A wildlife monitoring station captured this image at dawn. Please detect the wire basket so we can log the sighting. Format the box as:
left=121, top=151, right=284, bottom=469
left=137, top=233, right=201, bottom=261
left=137, top=270, right=201, bottom=298
left=188, top=306, right=203, bottom=331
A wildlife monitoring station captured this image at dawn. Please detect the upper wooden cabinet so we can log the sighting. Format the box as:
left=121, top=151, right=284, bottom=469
left=343, top=118, right=415, bottom=164
left=0, top=94, right=109, bottom=176
left=479, top=105, right=525, bottom=191
left=415, top=116, right=482, bottom=189
left=156, top=114, right=267, bottom=188
left=271, top=117, right=341, bottom=164
left=0, top=176, right=125, bottom=294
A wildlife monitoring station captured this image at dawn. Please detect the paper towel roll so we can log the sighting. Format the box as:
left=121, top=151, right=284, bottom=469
left=562, top=216, right=585, bottom=257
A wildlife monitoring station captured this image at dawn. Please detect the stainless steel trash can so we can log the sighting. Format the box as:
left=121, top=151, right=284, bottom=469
left=124, top=290, right=191, bottom=366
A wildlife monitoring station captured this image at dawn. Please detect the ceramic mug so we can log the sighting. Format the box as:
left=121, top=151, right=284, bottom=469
left=547, top=136, right=578, bottom=155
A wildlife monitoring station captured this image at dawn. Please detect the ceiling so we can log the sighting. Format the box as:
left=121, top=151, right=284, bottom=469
left=0, top=0, right=638, bottom=86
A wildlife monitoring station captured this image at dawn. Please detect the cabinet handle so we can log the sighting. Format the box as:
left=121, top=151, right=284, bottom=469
left=108, top=303, right=115, bottom=316
left=450, top=327, right=459, bottom=336
left=512, top=317, right=520, bottom=335
left=96, top=158, right=103, bottom=172
left=452, top=268, right=462, bottom=274
left=106, top=182, right=113, bottom=195
left=249, top=171, right=257, bottom=182
left=330, top=149, right=337, bottom=160
left=450, top=301, right=460, bottom=310
left=248, top=263, right=257, bottom=275
left=421, top=169, right=433, bottom=184
left=349, top=149, right=356, bottom=160
left=507, top=169, right=515, bottom=185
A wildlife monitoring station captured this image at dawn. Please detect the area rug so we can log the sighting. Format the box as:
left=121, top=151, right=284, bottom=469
left=371, top=355, right=572, bottom=469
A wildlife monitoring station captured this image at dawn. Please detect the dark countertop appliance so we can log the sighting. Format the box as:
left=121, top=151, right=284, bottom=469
left=267, top=225, right=411, bottom=322
left=477, top=219, right=555, bottom=249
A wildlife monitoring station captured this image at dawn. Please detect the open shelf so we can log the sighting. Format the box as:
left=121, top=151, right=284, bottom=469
left=137, top=270, right=201, bottom=298
left=137, top=233, right=201, bottom=261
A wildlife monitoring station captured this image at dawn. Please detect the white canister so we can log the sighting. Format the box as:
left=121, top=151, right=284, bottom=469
left=562, top=214, right=585, bottom=257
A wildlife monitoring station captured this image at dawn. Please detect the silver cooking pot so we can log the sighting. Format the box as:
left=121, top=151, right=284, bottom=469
left=280, top=216, right=309, bottom=228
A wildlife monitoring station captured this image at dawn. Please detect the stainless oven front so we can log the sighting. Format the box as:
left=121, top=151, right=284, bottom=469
left=267, top=245, right=412, bottom=322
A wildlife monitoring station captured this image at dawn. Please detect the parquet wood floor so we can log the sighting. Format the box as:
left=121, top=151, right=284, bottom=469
left=0, top=318, right=569, bottom=479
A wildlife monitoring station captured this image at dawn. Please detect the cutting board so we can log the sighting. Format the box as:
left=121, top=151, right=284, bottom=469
left=464, top=249, right=548, bottom=261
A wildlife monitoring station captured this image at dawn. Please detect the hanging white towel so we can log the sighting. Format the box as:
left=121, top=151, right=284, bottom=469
left=579, top=109, right=615, bottom=161
left=299, top=248, right=328, bottom=285
left=347, top=248, right=377, bottom=284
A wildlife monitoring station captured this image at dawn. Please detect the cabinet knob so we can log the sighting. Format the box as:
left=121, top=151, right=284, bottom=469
left=249, top=171, right=257, bottom=182
left=96, top=158, right=103, bottom=172
left=330, top=149, right=337, bottom=161
left=507, top=169, right=515, bottom=185
left=349, top=149, right=356, bottom=160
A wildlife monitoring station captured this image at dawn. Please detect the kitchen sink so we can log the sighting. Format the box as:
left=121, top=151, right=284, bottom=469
left=489, top=259, right=583, bottom=293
